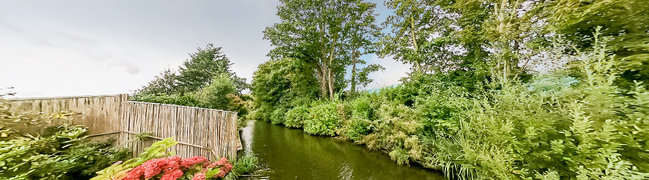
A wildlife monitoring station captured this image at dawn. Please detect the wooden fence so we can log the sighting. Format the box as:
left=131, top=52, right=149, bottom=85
left=7, top=94, right=241, bottom=160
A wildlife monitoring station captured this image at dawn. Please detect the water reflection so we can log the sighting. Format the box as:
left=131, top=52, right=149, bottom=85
left=240, top=120, right=446, bottom=180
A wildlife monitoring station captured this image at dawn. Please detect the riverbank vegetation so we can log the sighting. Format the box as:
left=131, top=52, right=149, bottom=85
left=251, top=0, right=649, bottom=179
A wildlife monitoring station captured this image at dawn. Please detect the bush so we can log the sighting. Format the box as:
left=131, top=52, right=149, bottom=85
left=348, top=94, right=377, bottom=120
left=0, top=125, right=130, bottom=179
left=419, top=37, right=649, bottom=179
left=232, top=154, right=259, bottom=175
left=270, top=107, right=287, bottom=125
left=304, top=101, right=341, bottom=136
left=343, top=94, right=379, bottom=141
left=285, top=105, right=309, bottom=128
left=194, top=74, right=237, bottom=110
left=132, top=93, right=200, bottom=107
left=344, top=116, right=372, bottom=142
left=252, top=105, right=273, bottom=122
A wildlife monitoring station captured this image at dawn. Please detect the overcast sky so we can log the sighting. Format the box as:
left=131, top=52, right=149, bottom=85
left=0, top=0, right=410, bottom=98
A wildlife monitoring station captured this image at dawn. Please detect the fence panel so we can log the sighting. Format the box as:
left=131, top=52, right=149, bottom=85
left=6, top=94, right=240, bottom=160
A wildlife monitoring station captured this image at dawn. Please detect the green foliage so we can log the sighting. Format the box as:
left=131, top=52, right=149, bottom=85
left=92, top=137, right=178, bottom=180
left=131, top=93, right=200, bottom=107
left=344, top=116, right=372, bottom=142
left=270, top=107, right=287, bottom=125
left=194, top=74, right=237, bottom=110
left=284, top=105, right=309, bottom=128
left=0, top=99, right=129, bottom=180
left=544, top=0, right=649, bottom=88
left=0, top=125, right=130, bottom=180
left=133, top=44, right=252, bottom=121
left=251, top=58, right=319, bottom=121
left=304, top=101, right=341, bottom=136
left=232, top=154, right=259, bottom=176
left=342, top=94, right=378, bottom=141
left=263, top=0, right=381, bottom=99
left=252, top=0, right=649, bottom=179
left=137, top=44, right=247, bottom=95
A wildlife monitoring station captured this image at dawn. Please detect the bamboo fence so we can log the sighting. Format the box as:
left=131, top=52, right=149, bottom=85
left=7, top=94, right=241, bottom=160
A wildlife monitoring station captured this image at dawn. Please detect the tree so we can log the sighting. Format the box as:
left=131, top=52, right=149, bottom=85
left=382, top=0, right=470, bottom=74
left=175, top=44, right=247, bottom=94
left=251, top=58, right=319, bottom=121
left=135, top=44, right=248, bottom=96
left=541, top=0, right=649, bottom=88
left=345, top=2, right=382, bottom=94
left=135, top=69, right=178, bottom=95
left=382, top=0, right=492, bottom=88
left=194, top=74, right=237, bottom=110
left=264, top=0, right=380, bottom=99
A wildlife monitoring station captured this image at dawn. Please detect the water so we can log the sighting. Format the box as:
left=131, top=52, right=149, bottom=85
left=240, top=120, right=446, bottom=180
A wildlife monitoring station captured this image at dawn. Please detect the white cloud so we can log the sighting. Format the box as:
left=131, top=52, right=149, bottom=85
left=365, top=55, right=412, bottom=90
left=0, top=0, right=399, bottom=97
left=0, top=0, right=280, bottom=98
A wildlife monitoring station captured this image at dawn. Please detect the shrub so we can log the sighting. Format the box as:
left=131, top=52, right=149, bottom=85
left=348, top=94, right=377, bottom=120
left=132, top=93, right=200, bottom=107
left=270, top=107, right=287, bottom=125
left=194, top=74, right=237, bottom=110
left=344, top=116, right=372, bottom=142
left=93, top=138, right=236, bottom=180
left=232, top=154, right=259, bottom=175
left=304, top=101, right=340, bottom=136
left=252, top=105, right=273, bottom=122
left=343, top=94, right=382, bottom=141
left=426, top=35, right=649, bottom=179
left=285, top=105, right=309, bottom=128
left=0, top=125, right=130, bottom=179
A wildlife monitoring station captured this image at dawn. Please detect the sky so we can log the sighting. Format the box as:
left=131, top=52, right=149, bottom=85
left=0, top=0, right=410, bottom=98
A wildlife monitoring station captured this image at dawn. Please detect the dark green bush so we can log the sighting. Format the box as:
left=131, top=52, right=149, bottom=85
left=270, top=107, right=287, bottom=125
left=343, top=94, right=379, bottom=141
left=304, top=101, right=340, bottom=136
left=132, top=93, right=200, bottom=107
left=344, top=117, right=371, bottom=142
left=0, top=125, right=130, bottom=180
left=285, top=105, right=309, bottom=128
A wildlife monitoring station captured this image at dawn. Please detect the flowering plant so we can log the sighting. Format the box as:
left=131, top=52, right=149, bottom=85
left=122, top=156, right=232, bottom=180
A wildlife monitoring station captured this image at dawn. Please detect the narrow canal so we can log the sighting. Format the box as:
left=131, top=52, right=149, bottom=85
left=240, top=120, right=446, bottom=180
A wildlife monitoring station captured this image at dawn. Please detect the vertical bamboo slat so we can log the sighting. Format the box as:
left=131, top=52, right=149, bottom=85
left=6, top=94, right=239, bottom=160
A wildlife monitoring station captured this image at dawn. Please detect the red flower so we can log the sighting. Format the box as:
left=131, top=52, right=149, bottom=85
left=160, top=169, right=184, bottom=180
left=181, top=156, right=208, bottom=168
left=216, top=163, right=233, bottom=178
left=192, top=171, right=206, bottom=180
left=122, top=156, right=229, bottom=180
left=142, top=158, right=166, bottom=179
left=123, top=165, right=144, bottom=180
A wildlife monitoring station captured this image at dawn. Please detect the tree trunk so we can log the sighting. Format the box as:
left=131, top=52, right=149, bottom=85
left=326, top=34, right=338, bottom=99
left=350, top=50, right=358, bottom=95
left=410, top=14, right=422, bottom=72
left=318, top=63, right=328, bottom=98
left=328, top=68, right=334, bottom=99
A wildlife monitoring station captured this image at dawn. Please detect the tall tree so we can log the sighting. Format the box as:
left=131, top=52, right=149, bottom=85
left=382, top=0, right=492, bottom=79
left=345, top=2, right=382, bottom=94
left=251, top=58, right=320, bottom=120
left=264, top=0, right=380, bottom=99
left=541, top=0, right=649, bottom=87
left=136, top=44, right=247, bottom=95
